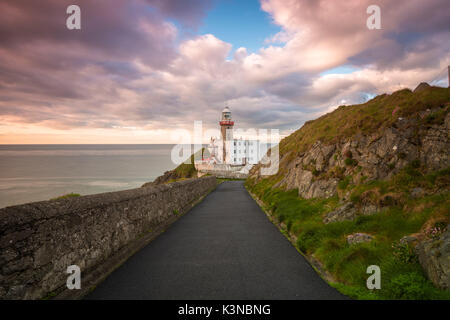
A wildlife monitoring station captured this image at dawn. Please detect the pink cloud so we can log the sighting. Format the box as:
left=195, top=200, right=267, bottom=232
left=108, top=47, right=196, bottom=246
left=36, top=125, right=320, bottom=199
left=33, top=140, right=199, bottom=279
left=0, top=0, right=448, bottom=143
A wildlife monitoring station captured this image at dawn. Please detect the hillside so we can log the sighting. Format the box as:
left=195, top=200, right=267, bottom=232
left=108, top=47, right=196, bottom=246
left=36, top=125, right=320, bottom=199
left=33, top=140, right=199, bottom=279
left=142, top=148, right=205, bottom=186
left=246, top=85, right=450, bottom=299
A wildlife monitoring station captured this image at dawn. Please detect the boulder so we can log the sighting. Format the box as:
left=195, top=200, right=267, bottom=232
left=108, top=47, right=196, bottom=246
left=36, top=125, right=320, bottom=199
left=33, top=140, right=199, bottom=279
left=399, top=235, right=418, bottom=245
left=323, top=202, right=357, bottom=224
left=347, top=233, right=373, bottom=245
left=410, top=187, right=425, bottom=199
left=361, top=204, right=379, bottom=216
left=415, top=226, right=450, bottom=290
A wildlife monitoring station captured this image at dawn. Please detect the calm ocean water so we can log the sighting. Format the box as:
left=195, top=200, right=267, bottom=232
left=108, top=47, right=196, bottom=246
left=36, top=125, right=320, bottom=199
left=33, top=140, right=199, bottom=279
left=0, top=145, right=180, bottom=208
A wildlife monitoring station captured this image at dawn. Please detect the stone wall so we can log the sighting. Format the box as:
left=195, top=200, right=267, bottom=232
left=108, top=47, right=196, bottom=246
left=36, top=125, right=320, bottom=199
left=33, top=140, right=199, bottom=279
left=0, top=176, right=217, bottom=299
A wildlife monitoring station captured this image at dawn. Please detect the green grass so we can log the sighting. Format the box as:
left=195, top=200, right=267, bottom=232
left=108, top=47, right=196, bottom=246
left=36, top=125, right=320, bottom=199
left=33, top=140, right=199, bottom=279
left=51, top=193, right=81, bottom=201
left=278, top=87, right=450, bottom=156
left=246, top=167, right=450, bottom=300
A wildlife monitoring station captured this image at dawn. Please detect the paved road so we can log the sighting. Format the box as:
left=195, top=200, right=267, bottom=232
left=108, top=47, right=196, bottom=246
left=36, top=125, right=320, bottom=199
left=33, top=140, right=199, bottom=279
left=87, top=181, right=345, bottom=299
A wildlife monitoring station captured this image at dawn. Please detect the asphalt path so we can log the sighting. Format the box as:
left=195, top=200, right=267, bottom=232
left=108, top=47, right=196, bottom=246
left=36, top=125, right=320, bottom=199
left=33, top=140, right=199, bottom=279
left=86, top=181, right=345, bottom=299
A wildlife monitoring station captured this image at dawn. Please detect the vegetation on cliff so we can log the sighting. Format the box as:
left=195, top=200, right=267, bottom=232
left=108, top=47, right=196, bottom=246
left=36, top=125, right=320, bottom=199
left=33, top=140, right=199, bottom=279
left=142, top=149, right=204, bottom=186
left=50, top=193, right=81, bottom=201
left=246, top=85, right=450, bottom=299
left=249, top=85, right=450, bottom=187
left=247, top=164, right=449, bottom=299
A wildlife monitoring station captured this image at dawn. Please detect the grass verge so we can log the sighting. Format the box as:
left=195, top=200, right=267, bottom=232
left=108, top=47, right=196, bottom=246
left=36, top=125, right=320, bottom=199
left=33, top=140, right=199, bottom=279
left=245, top=166, right=450, bottom=300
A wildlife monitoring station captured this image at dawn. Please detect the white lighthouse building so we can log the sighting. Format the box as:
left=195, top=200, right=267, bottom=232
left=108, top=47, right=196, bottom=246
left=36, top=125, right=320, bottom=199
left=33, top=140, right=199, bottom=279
left=195, top=106, right=267, bottom=177
left=215, top=106, right=265, bottom=165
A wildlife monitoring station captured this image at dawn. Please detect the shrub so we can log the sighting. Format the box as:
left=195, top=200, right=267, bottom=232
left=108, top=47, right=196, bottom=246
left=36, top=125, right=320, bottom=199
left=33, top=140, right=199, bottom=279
left=386, top=272, right=431, bottom=300
left=297, top=224, right=324, bottom=253
left=345, top=158, right=358, bottom=166
left=338, top=176, right=351, bottom=190
left=350, top=193, right=361, bottom=203
left=410, top=159, right=421, bottom=169
left=424, top=222, right=446, bottom=240
left=51, top=193, right=81, bottom=200
left=392, top=241, right=418, bottom=264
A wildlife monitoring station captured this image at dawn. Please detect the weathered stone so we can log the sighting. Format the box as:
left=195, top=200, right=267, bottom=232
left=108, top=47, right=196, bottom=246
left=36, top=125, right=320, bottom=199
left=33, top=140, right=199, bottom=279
left=323, top=202, right=357, bottom=224
left=410, top=187, right=425, bottom=199
left=400, top=235, right=418, bottom=245
left=361, top=204, right=379, bottom=216
left=249, top=112, right=450, bottom=200
left=0, top=248, right=18, bottom=263
left=347, top=233, right=373, bottom=245
left=6, top=285, right=26, bottom=299
left=415, top=226, right=450, bottom=290
left=2, top=256, right=33, bottom=275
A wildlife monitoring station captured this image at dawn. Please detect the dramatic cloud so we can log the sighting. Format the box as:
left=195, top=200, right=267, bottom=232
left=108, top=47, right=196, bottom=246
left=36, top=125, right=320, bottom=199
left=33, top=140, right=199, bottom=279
left=0, top=0, right=449, bottom=143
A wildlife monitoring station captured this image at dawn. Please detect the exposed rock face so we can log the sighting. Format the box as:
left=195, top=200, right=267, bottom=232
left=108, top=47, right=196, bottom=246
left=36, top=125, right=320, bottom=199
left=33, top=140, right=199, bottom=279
left=416, top=228, right=450, bottom=289
left=143, top=169, right=189, bottom=186
left=251, top=111, right=450, bottom=199
left=410, top=187, right=425, bottom=199
left=415, top=226, right=450, bottom=290
left=361, top=204, right=379, bottom=215
left=347, top=233, right=373, bottom=245
left=323, top=202, right=357, bottom=224
left=400, top=235, right=419, bottom=245
left=323, top=201, right=381, bottom=224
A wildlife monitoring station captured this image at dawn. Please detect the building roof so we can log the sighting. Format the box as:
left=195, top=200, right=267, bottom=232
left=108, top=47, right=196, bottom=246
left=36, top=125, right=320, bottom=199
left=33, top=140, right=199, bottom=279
left=222, top=106, right=230, bottom=113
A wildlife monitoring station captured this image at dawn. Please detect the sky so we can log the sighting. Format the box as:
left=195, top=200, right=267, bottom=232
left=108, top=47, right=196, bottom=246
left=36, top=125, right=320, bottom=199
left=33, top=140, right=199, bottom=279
left=0, top=0, right=449, bottom=144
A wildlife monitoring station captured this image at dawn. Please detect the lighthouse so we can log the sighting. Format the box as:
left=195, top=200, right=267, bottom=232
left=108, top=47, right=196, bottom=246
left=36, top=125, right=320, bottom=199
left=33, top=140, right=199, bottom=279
left=219, top=106, right=234, bottom=162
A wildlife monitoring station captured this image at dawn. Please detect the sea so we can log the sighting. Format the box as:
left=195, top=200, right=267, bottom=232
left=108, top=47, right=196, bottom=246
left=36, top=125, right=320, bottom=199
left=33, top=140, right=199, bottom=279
left=0, top=144, right=182, bottom=209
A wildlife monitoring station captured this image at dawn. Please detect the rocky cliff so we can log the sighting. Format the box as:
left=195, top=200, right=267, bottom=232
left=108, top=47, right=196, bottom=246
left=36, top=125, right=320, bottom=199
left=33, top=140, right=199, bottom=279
left=249, top=86, right=449, bottom=199
left=247, top=85, right=450, bottom=294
